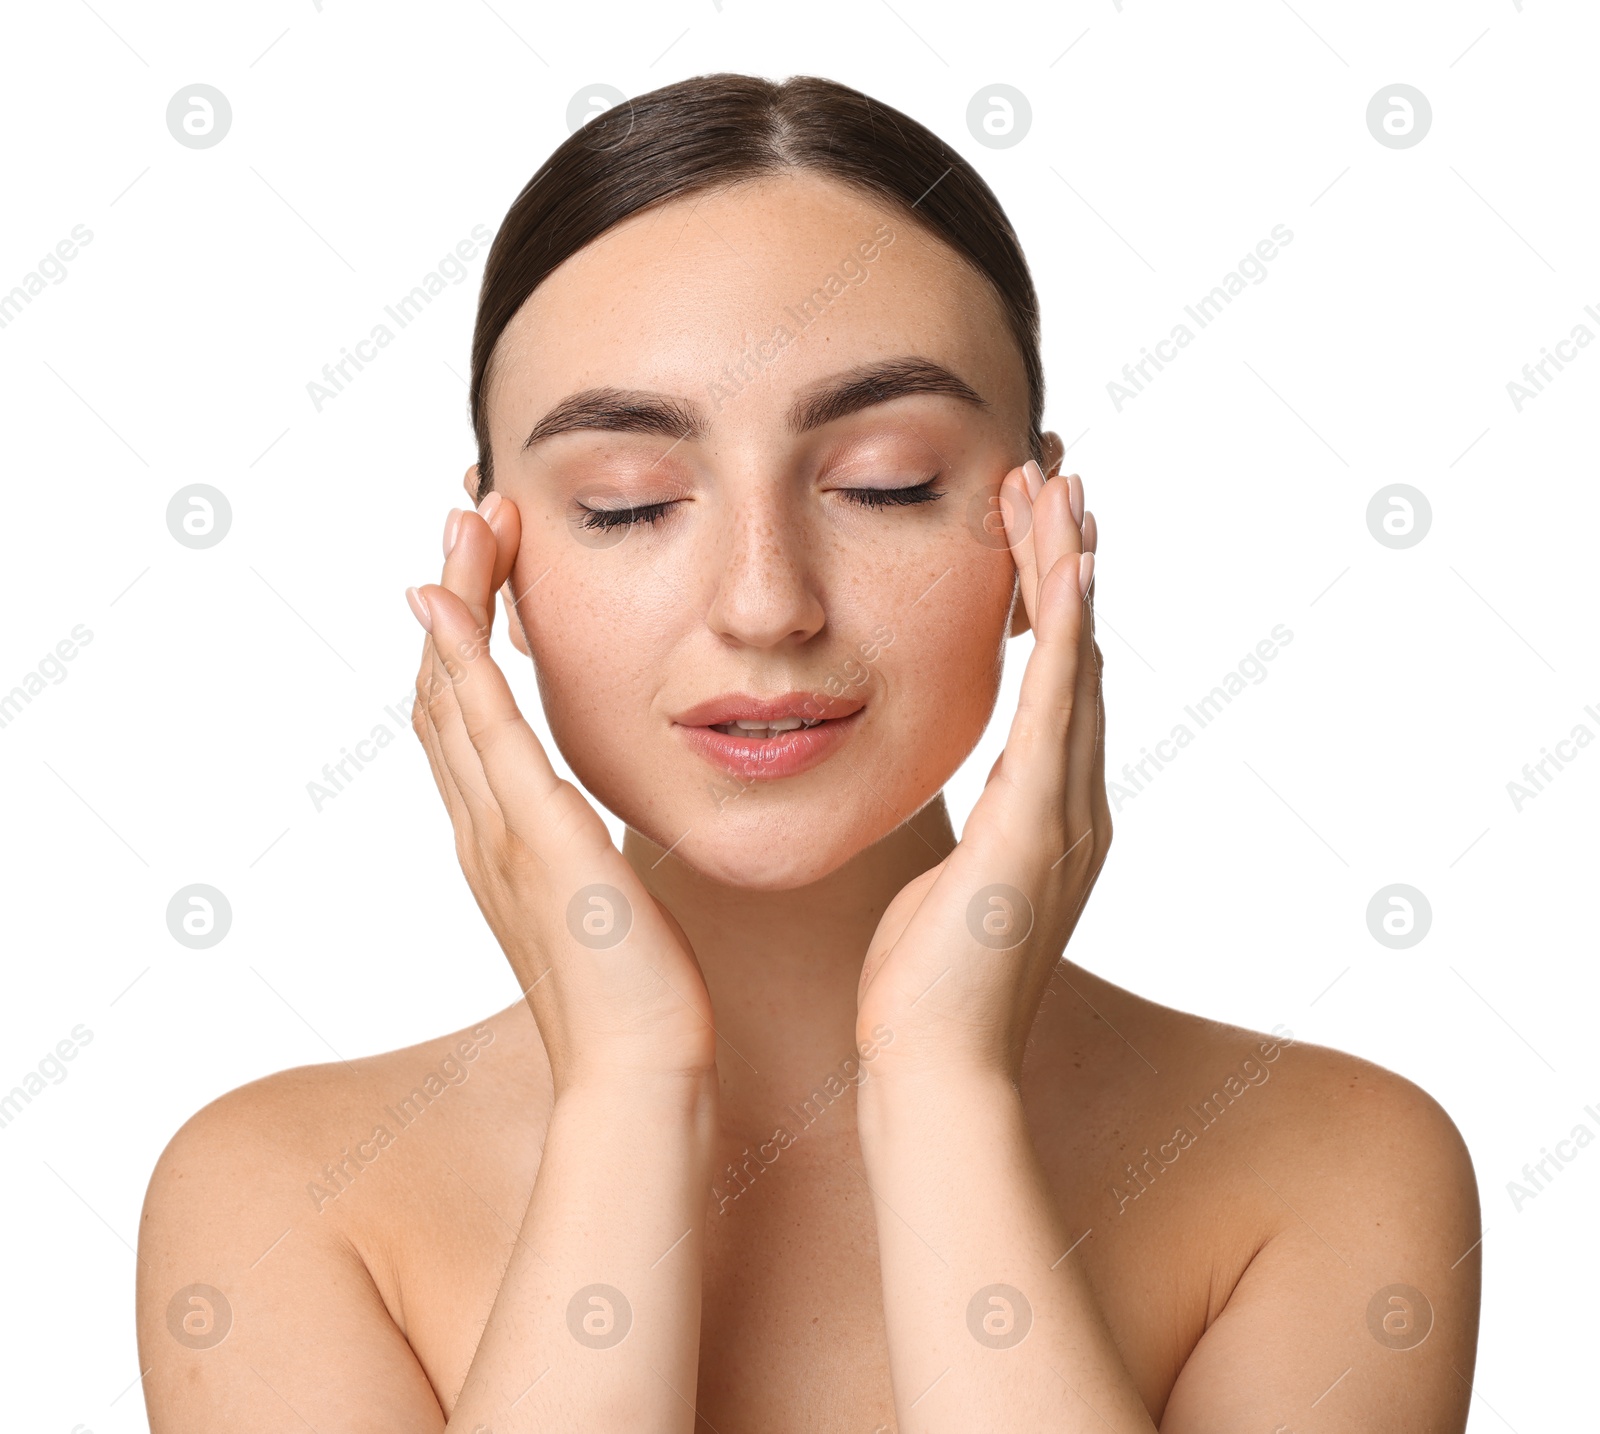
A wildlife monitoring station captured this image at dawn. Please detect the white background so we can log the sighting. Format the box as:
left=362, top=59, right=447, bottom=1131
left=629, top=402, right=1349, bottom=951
left=1, top=1, right=1593, bottom=1429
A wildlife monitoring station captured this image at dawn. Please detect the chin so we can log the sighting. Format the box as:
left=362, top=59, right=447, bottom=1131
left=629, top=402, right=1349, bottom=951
left=669, top=834, right=858, bottom=891
left=569, top=744, right=909, bottom=889
left=643, top=783, right=907, bottom=890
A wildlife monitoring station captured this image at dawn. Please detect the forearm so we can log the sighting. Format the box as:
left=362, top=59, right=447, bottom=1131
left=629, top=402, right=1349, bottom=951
left=858, top=1069, right=1157, bottom=1433
left=446, top=1072, right=717, bottom=1432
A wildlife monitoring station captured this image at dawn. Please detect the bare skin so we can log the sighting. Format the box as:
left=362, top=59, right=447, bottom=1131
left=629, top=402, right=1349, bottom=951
left=136, top=172, right=1480, bottom=1431
left=136, top=985, right=1480, bottom=1430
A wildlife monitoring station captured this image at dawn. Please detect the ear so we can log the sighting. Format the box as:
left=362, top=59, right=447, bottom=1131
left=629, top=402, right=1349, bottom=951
left=503, top=586, right=531, bottom=656
left=1007, top=577, right=1032, bottom=638
left=461, top=462, right=480, bottom=504
left=1006, top=430, right=1068, bottom=639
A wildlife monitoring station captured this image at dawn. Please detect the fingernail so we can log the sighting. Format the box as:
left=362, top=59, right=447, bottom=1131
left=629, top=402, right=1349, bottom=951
left=1078, top=551, right=1095, bottom=599
left=1022, top=459, right=1044, bottom=500
left=406, top=585, right=433, bottom=632
left=1068, top=475, right=1085, bottom=527
left=478, top=491, right=503, bottom=521
left=443, top=508, right=463, bottom=558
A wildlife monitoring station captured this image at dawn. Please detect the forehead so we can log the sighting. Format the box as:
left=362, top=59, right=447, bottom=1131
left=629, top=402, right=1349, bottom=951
left=486, top=170, right=1026, bottom=447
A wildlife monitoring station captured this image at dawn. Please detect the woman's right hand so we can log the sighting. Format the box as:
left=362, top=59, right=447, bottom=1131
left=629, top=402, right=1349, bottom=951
left=405, top=481, right=717, bottom=1094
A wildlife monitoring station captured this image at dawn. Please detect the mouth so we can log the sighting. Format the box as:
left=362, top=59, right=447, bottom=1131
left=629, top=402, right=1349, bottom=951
left=708, top=715, right=826, bottom=737
left=672, top=692, right=866, bottom=781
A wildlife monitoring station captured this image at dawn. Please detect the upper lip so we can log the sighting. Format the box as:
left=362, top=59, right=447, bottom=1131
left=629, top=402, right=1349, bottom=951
left=673, top=691, right=867, bottom=726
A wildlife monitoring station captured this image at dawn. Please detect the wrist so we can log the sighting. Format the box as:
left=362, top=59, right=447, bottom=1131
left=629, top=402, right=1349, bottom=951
left=553, top=1065, right=719, bottom=1138
left=853, top=1018, right=1025, bottom=1093
left=857, top=1057, right=1022, bottom=1140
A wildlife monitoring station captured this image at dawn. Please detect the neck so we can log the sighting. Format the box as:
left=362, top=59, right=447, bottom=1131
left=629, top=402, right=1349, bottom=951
left=622, top=796, right=956, bottom=1140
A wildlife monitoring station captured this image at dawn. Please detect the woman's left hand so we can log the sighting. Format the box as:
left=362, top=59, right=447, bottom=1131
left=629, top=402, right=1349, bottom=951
left=856, top=459, right=1109, bottom=1083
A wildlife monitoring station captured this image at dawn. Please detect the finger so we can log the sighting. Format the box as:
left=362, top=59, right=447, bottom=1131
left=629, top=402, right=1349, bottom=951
left=1082, top=508, right=1102, bottom=673
left=1001, top=464, right=1039, bottom=629
left=1084, top=515, right=1110, bottom=867
left=974, top=544, right=1085, bottom=854
left=412, top=613, right=497, bottom=838
left=415, top=579, right=611, bottom=868
left=441, top=495, right=520, bottom=638
left=410, top=638, right=483, bottom=861
left=410, top=641, right=453, bottom=811
left=486, top=496, right=521, bottom=616
left=1065, top=473, right=1085, bottom=529
left=1060, top=607, right=1112, bottom=943
left=1024, top=473, right=1081, bottom=622
left=1062, top=543, right=1101, bottom=873
left=414, top=495, right=521, bottom=837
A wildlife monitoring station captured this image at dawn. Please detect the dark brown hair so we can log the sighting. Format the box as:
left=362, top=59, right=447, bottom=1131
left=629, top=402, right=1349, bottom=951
left=468, top=72, right=1043, bottom=503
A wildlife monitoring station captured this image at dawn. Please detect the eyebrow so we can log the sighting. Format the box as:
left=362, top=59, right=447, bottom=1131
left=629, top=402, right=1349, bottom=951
left=521, top=355, right=988, bottom=451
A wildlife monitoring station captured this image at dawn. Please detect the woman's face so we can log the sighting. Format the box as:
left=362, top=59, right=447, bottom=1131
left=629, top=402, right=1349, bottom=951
left=479, top=171, right=1049, bottom=890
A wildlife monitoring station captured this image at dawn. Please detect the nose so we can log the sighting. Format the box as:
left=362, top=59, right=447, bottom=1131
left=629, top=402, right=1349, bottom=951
left=702, top=498, right=826, bottom=650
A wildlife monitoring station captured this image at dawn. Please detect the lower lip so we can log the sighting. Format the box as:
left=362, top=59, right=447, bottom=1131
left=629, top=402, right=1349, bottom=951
left=676, top=709, right=864, bottom=781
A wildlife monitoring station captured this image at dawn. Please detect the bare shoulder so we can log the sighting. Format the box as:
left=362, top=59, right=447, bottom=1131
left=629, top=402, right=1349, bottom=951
left=1242, top=1019, right=1475, bottom=1192
left=1169, top=996, right=1479, bottom=1241
left=135, top=1003, right=543, bottom=1430
left=139, top=1005, right=534, bottom=1231
left=1044, top=964, right=1476, bottom=1218
left=1054, top=972, right=1482, bottom=1430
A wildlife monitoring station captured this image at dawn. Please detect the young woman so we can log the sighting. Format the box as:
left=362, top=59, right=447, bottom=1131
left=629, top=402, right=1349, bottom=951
left=136, top=73, right=1480, bottom=1431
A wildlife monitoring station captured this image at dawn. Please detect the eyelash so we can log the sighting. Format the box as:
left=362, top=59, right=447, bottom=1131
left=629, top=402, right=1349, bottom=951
left=840, top=477, right=946, bottom=510
left=579, top=502, right=673, bottom=531
left=577, top=477, right=945, bottom=531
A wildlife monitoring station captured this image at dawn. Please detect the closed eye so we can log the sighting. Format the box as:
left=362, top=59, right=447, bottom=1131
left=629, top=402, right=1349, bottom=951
left=838, top=477, right=945, bottom=509
left=577, top=501, right=676, bottom=531
left=576, top=477, right=946, bottom=529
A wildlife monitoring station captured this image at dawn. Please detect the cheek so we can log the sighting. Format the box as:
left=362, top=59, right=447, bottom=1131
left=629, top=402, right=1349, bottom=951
left=891, top=604, right=1005, bottom=724
left=512, top=552, right=656, bottom=753
left=874, top=551, right=1013, bottom=768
